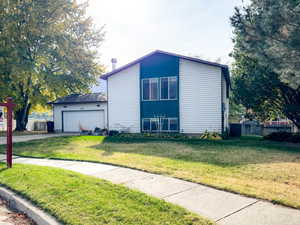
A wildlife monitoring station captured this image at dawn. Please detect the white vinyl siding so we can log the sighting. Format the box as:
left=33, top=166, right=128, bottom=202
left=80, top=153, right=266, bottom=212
left=107, top=64, right=140, bottom=133
left=179, top=59, right=222, bottom=134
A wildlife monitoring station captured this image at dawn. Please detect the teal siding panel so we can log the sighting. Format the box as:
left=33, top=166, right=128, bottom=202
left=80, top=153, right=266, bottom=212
left=140, top=53, right=180, bottom=132
left=141, top=53, right=179, bottom=78
left=141, top=101, right=178, bottom=118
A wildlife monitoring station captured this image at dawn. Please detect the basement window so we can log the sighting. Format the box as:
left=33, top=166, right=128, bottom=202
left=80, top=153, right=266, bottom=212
left=143, top=117, right=178, bottom=132
left=161, top=118, right=178, bottom=132
left=142, top=118, right=159, bottom=132
left=150, top=118, right=159, bottom=131
left=169, top=118, right=178, bottom=131
left=160, top=118, right=169, bottom=131
left=142, top=118, right=151, bottom=131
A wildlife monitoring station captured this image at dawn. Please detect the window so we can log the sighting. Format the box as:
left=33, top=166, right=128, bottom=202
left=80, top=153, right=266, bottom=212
left=143, top=77, right=177, bottom=101
left=142, top=118, right=151, bottom=131
left=150, top=79, right=159, bottom=100
left=142, top=78, right=159, bottom=101
left=143, top=117, right=178, bottom=132
left=143, top=118, right=159, bottom=132
left=169, top=77, right=177, bottom=100
left=160, top=78, right=169, bottom=99
left=150, top=118, right=159, bottom=131
left=142, top=79, right=150, bottom=100
left=169, top=118, right=178, bottom=131
left=160, top=118, right=169, bottom=131
left=160, top=77, right=177, bottom=100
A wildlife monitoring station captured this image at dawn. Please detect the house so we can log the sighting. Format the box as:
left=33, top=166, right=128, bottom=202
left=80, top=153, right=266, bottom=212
left=50, top=93, right=107, bottom=132
left=101, top=50, right=230, bottom=134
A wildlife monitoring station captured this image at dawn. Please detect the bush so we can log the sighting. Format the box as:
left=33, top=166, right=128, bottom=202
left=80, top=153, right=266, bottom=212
left=117, top=133, right=191, bottom=140
left=101, top=128, right=108, bottom=136
left=263, top=131, right=292, bottom=142
left=263, top=131, right=300, bottom=143
left=108, top=130, right=119, bottom=136
left=93, top=128, right=108, bottom=136
left=286, top=133, right=300, bottom=143
left=200, top=130, right=222, bottom=140
left=111, top=132, right=225, bottom=140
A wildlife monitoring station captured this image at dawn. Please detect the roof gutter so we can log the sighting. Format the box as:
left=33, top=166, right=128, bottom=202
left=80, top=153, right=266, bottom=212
left=47, top=101, right=107, bottom=105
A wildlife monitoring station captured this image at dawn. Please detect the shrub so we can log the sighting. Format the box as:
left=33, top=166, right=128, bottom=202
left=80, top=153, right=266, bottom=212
left=263, top=131, right=292, bottom=142
left=286, top=133, right=300, bottom=143
left=263, top=131, right=300, bottom=143
left=101, top=128, right=108, bottom=136
left=108, top=130, right=119, bottom=136
left=117, top=133, right=190, bottom=139
left=200, top=130, right=222, bottom=140
left=113, top=132, right=225, bottom=140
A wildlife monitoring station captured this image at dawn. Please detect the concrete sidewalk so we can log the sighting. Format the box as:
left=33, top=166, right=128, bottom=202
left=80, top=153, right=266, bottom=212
left=0, top=133, right=77, bottom=145
left=2, top=156, right=300, bottom=225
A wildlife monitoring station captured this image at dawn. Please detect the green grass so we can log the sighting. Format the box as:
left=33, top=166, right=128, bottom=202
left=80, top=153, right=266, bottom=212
left=0, top=163, right=213, bottom=225
left=1, top=135, right=300, bottom=209
left=0, top=131, right=47, bottom=136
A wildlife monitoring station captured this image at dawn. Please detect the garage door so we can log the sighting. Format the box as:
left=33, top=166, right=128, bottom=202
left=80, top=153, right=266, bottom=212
left=62, top=110, right=105, bottom=132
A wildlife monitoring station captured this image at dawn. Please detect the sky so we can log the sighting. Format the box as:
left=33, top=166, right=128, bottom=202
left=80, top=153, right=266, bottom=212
left=85, top=0, right=249, bottom=91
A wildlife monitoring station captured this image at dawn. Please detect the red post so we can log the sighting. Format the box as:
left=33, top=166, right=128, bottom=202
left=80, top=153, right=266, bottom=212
left=0, top=97, right=15, bottom=168
left=6, top=98, right=13, bottom=168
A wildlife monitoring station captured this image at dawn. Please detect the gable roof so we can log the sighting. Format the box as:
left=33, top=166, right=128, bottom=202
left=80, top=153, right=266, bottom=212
left=101, top=50, right=230, bottom=86
left=49, top=93, right=107, bottom=105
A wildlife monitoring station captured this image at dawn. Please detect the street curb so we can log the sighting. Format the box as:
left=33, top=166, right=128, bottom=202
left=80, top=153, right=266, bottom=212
left=0, top=187, right=61, bottom=225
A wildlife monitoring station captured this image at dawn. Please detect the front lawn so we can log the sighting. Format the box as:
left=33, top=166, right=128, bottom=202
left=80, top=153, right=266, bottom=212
left=1, top=135, right=300, bottom=209
left=0, top=164, right=212, bottom=225
left=0, top=131, right=47, bottom=137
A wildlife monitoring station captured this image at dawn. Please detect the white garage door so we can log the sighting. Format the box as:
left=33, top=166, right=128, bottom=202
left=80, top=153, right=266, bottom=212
left=62, top=110, right=105, bottom=132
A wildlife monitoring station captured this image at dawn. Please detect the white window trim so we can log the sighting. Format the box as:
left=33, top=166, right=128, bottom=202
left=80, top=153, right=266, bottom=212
left=142, top=79, right=150, bottom=101
left=142, top=118, right=151, bottom=132
left=160, top=118, right=169, bottom=131
left=150, top=118, right=160, bottom=132
left=142, top=117, right=178, bottom=132
left=168, top=117, right=179, bottom=131
left=142, top=78, right=159, bottom=101
left=150, top=78, right=159, bottom=101
left=160, top=76, right=177, bottom=101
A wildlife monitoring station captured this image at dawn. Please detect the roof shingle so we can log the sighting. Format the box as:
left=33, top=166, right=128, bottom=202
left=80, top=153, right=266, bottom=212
left=49, top=93, right=107, bottom=104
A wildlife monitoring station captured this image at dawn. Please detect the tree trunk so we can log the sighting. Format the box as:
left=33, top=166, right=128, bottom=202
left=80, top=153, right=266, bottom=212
left=15, top=101, right=31, bottom=131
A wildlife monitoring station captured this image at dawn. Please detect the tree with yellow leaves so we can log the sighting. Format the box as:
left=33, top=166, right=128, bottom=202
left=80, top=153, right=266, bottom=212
left=0, top=0, right=105, bottom=131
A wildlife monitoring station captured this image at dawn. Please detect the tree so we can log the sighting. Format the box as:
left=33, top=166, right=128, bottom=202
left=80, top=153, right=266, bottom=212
left=228, top=98, right=246, bottom=123
left=230, top=0, right=300, bottom=129
left=0, top=0, right=104, bottom=131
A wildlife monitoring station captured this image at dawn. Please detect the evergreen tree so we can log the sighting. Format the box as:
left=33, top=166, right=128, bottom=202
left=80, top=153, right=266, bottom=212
left=231, top=0, right=300, bottom=128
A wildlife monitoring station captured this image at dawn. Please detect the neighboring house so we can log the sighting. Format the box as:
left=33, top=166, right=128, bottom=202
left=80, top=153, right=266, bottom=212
left=49, top=93, right=107, bottom=132
left=101, top=50, right=230, bottom=134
